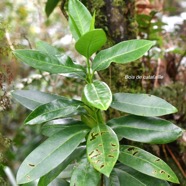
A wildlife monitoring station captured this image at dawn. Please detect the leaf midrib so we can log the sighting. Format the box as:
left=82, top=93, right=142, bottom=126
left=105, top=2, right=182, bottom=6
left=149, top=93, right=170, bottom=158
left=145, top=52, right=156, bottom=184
left=19, top=129, right=88, bottom=183
left=15, top=51, right=82, bottom=72
left=93, top=42, right=153, bottom=70
left=120, top=151, right=173, bottom=179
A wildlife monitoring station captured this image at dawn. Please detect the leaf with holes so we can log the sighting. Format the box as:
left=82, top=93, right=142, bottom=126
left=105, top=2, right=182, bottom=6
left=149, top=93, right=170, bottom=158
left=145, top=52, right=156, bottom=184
left=119, top=145, right=179, bottom=183
left=68, top=0, right=92, bottom=40
left=111, top=93, right=177, bottom=116
left=107, top=115, right=183, bottom=144
left=24, top=99, right=84, bottom=125
left=83, top=80, right=112, bottom=110
left=87, top=124, right=119, bottom=177
left=75, top=29, right=107, bottom=58
left=38, top=147, right=85, bottom=186
left=41, top=119, right=88, bottom=137
left=16, top=126, right=89, bottom=184
left=115, top=165, right=170, bottom=186
left=70, top=157, right=101, bottom=186
left=12, top=90, right=62, bottom=110
left=92, top=40, right=156, bottom=71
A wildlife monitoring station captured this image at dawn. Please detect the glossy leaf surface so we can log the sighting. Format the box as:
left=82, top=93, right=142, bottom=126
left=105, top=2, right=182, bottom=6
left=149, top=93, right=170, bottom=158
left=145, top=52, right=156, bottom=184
left=75, top=29, right=107, bottom=58
left=114, top=165, right=170, bottom=186
left=17, top=126, right=89, bottom=184
left=70, top=157, right=101, bottom=186
left=92, top=40, right=156, bottom=71
left=111, top=93, right=177, bottom=116
left=13, top=50, right=85, bottom=77
left=87, top=124, right=119, bottom=177
left=41, top=119, right=88, bottom=137
left=83, top=80, right=112, bottom=110
left=38, top=147, right=85, bottom=186
left=24, top=99, right=84, bottom=125
left=119, top=145, right=179, bottom=183
left=68, top=0, right=92, bottom=40
left=12, top=90, right=62, bottom=110
left=108, top=115, right=183, bottom=144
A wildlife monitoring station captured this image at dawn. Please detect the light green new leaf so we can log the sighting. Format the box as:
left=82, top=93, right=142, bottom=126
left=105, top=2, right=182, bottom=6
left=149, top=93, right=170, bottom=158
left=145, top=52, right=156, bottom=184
left=41, top=119, right=88, bottom=137
left=38, top=147, right=86, bottom=186
left=13, top=50, right=85, bottom=77
left=36, top=40, right=60, bottom=56
left=83, top=80, right=112, bottom=110
left=108, top=115, right=183, bottom=144
left=90, top=11, right=96, bottom=30
left=16, top=126, right=89, bottom=184
left=92, top=40, right=156, bottom=71
left=111, top=93, right=177, bottom=116
left=70, top=157, right=101, bottom=186
left=87, top=124, right=119, bottom=177
left=12, top=90, right=63, bottom=110
left=75, top=29, right=107, bottom=58
left=24, top=99, right=84, bottom=125
left=45, top=0, right=60, bottom=17
left=119, top=145, right=179, bottom=183
left=68, top=0, right=92, bottom=40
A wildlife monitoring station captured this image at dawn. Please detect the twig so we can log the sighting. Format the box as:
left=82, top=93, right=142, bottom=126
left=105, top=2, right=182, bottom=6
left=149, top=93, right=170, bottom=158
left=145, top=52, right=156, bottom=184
left=165, top=144, right=186, bottom=178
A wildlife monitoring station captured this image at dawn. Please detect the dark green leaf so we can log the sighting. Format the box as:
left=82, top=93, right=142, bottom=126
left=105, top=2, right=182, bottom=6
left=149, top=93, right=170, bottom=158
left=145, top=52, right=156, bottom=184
left=68, top=0, right=92, bottom=40
left=12, top=90, right=62, bottom=110
left=111, top=93, right=177, bottom=116
left=115, top=165, right=170, bottom=186
left=92, top=40, right=156, bottom=71
left=119, top=145, right=179, bottom=183
left=45, top=0, right=60, bottom=17
left=108, top=115, right=183, bottom=144
left=87, top=124, right=119, bottom=177
left=38, top=147, right=86, bottom=186
left=13, top=50, right=85, bottom=77
left=24, top=99, right=84, bottom=125
left=41, top=119, right=88, bottom=137
left=70, top=157, right=101, bottom=186
left=83, top=80, right=112, bottom=110
left=75, top=29, right=107, bottom=58
left=16, top=126, right=89, bottom=184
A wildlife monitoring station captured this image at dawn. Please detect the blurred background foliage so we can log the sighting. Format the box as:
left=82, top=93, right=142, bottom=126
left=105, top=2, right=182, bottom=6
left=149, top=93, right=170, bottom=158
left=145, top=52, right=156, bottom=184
left=0, top=0, right=186, bottom=185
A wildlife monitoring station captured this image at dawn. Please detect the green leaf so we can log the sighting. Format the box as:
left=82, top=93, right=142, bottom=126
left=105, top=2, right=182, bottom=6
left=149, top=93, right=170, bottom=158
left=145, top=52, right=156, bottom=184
left=41, top=119, right=88, bottom=137
left=115, top=165, right=170, bottom=186
left=16, top=126, right=89, bottom=184
left=24, top=99, right=84, bottom=125
left=83, top=80, right=112, bottom=110
left=87, top=124, right=119, bottom=177
left=75, top=29, right=107, bottom=58
left=115, top=168, right=146, bottom=186
left=111, top=93, right=177, bottom=116
left=92, top=40, right=156, bottom=71
left=90, top=11, right=96, bottom=30
left=68, top=0, right=92, bottom=40
left=38, top=147, right=86, bottom=186
left=119, top=145, right=179, bottom=183
left=108, top=115, right=183, bottom=144
left=36, top=40, right=60, bottom=56
left=13, top=50, right=85, bottom=78
left=70, top=157, right=101, bottom=186
left=12, top=90, right=62, bottom=110
left=45, top=0, right=60, bottom=17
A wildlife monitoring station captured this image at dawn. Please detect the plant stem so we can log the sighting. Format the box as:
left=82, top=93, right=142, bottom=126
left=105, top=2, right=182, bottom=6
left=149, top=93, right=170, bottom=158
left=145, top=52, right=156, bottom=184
left=86, top=58, right=93, bottom=83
